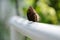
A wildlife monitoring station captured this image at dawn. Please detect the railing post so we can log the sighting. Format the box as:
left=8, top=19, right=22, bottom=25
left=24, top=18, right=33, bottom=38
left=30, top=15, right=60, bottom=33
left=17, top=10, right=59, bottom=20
left=10, top=26, right=16, bottom=40
left=10, top=26, right=26, bottom=40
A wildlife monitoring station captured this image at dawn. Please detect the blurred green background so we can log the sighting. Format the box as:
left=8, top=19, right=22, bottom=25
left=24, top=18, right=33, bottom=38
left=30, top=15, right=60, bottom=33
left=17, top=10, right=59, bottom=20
left=10, top=0, right=60, bottom=25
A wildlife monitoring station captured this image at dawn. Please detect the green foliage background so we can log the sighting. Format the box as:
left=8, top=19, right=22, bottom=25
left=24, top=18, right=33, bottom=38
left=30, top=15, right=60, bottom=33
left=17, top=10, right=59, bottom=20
left=10, top=0, right=60, bottom=25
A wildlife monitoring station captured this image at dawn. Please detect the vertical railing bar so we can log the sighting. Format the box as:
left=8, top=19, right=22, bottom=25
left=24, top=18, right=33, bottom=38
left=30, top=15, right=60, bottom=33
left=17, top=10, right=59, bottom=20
left=15, top=0, right=19, bottom=16
left=10, top=26, right=16, bottom=40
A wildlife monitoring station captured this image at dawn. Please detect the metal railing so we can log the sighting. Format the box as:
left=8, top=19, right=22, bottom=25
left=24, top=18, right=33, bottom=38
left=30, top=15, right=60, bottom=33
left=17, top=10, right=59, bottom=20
left=8, top=16, right=60, bottom=40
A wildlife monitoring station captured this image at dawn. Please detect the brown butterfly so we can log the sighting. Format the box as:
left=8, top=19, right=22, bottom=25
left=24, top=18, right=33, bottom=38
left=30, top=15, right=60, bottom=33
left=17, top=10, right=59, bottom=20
left=27, top=6, right=40, bottom=22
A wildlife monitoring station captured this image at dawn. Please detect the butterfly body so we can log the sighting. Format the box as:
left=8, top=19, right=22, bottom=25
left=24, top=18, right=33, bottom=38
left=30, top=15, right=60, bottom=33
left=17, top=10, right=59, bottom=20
left=27, top=6, right=40, bottom=22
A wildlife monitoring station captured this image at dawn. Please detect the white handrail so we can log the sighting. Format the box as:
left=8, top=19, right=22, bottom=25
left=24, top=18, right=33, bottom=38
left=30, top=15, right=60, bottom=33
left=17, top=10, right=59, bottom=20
left=8, top=16, right=60, bottom=40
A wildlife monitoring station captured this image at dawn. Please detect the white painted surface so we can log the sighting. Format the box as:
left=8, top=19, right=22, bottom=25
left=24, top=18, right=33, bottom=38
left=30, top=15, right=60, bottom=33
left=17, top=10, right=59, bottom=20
left=8, top=16, right=60, bottom=40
